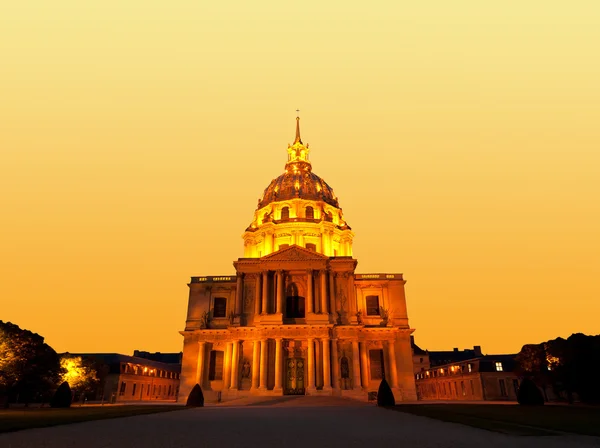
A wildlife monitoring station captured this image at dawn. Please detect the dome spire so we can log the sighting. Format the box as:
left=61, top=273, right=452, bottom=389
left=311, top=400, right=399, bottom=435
left=294, top=110, right=302, bottom=144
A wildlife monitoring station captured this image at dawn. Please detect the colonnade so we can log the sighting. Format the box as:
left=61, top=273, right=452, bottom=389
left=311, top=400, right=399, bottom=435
left=196, top=337, right=399, bottom=392
left=250, top=269, right=331, bottom=316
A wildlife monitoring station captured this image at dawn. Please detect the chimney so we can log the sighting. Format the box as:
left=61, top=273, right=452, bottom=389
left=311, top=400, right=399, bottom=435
left=474, top=346, right=482, bottom=357
left=453, top=348, right=458, bottom=352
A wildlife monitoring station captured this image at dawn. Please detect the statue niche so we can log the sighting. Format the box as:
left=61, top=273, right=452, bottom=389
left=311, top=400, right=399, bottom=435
left=285, top=282, right=305, bottom=318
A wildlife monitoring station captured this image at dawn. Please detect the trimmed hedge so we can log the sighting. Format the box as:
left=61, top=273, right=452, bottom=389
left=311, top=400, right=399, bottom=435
left=186, top=384, right=204, bottom=407
left=517, top=378, right=545, bottom=405
left=50, top=382, right=72, bottom=408
left=377, top=378, right=395, bottom=407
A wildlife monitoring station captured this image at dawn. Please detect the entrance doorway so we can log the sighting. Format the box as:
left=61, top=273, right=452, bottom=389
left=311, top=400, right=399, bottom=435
left=284, top=358, right=305, bottom=395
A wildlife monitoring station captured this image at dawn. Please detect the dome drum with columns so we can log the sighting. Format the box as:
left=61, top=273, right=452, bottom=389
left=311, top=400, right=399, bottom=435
left=179, top=117, right=417, bottom=404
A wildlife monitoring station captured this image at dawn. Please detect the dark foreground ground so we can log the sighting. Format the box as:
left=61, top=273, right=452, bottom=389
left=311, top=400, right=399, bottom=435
left=393, top=403, right=600, bottom=437
left=1, top=396, right=600, bottom=448
left=0, top=405, right=183, bottom=433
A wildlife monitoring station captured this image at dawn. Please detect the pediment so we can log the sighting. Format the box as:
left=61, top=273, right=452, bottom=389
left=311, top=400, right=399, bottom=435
left=260, top=245, right=329, bottom=262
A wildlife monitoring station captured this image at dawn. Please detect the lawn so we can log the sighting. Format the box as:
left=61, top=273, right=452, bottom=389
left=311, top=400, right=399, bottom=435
left=392, top=403, right=600, bottom=436
left=0, top=405, right=185, bottom=433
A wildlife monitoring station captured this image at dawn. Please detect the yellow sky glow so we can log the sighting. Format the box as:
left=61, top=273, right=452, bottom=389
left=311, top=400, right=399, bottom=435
left=1, top=1, right=599, bottom=355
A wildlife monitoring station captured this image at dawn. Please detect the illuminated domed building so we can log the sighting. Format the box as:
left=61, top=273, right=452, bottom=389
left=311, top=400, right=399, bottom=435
left=179, top=118, right=417, bottom=403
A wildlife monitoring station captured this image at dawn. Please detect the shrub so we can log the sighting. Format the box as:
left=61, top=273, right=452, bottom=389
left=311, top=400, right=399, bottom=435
left=186, top=384, right=204, bottom=407
left=517, top=378, right=544, bottom=405
left=50, top=381, right=72, bottom=408
left=377, top=378, right=395, bottom=407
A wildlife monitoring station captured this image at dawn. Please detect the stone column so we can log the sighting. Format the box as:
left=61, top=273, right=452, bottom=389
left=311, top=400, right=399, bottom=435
left=274, top=338, right=283, bottom=392
left=328, top=271, right=336, bottom=317
left=306, top=269, right=314, bottom=314
left=276, top=270, right=283, bottom=314
left=254, top=274, right=262, bottom=316
left=223, top=342, right=232, bottom=390
left=320, top=270, right=328, bottom=314
left=259, top=339, right=268, bottom=390
left=262, top=271, right=269, bottom=314
left=307, top=338, right=316, bottom=391
left=251, top=340, right=260, bottom=390
left=331, top=339, right=340, bottom=390
left=360, top=342, right=369, bottom=389
left=230, top=340, right=240, bottom=390
left=322, top=339, right=332, bottom=390
left=347, top=273, right=357, bottom=321
left=235, top=274, right=243, bottom=316
left=316, top=339, right=322, bottom=388
left=196, top=341, right=206, bottom=386
left=387, top=340, right=398, bottom=388
left=352, top=340, right=361, bottom=390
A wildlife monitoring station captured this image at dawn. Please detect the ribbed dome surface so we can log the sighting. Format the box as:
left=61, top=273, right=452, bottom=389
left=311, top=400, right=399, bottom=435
left=258, top=169, right=339, bottom=209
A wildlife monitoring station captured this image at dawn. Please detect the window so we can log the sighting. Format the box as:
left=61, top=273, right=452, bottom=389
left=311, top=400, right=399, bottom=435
left=208, top=350, right=224, bottom=381
left=286, top=295, right=305, bottom=318
left=132, top=383, right=137, bottom=396
left=512, top=379, right=520, bottom=395
left=468, top=363, right=472, bottom=373
left=499, top=379, right=507, bottom=397
left=419, top=357, right=423, bottom=363
left=168, top=385, right=172, bottom=396
left=305, top=243, right=316, bottom=251
left=460, top=381, right=466, bottom=396
left=305, top=206, right=314, bottom=220
left=443, top=383, right=447, bottom=395
left=365, top=295, right=380, bottom=316
left=470, top=380, right=475, bottom=395
left=119, top=382, right=126, bottom=396
left=147, top=385, right=150, bottom=396
left=495, top=362, right=503, bottom=372
left=213, top=297, right=227, bottom=318
left=281, top=207, right=290, bottom=221
left=369, top=349, right=385, bottom=380
left=279, top=244, right=289, bottom=251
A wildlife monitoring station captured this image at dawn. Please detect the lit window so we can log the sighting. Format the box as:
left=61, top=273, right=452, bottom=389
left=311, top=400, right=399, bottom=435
left=305, top=206, right=314, bottom=220
left=468, top=363, right=472, bottom=373
left=495, top=362, right=503, bottom=372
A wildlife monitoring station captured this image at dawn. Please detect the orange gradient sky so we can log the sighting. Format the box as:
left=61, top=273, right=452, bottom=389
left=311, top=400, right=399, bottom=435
left=1, top=1, right=599, bottom=356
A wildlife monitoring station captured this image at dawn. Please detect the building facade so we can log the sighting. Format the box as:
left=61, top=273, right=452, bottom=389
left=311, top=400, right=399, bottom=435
left=74, top=353, right=181, bottom=403
left=179, top=118, right=417, bottom=403
left=415, top=354, right=519, bottom=401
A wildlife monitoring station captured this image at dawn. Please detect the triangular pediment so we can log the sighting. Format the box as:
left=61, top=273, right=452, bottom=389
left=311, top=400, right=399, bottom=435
left=260, top=245, right=329, bottom=262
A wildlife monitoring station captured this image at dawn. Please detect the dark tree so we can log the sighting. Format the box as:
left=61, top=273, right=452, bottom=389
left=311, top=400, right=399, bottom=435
left=517, top=378, right=544, bottom=405
left=376, top=378, right=395, bottom=407
left=50, top=381, right=72, bottom=408
left=186, top=384, right=204, bottom=407
left=0, top=321, right=63, bottom=405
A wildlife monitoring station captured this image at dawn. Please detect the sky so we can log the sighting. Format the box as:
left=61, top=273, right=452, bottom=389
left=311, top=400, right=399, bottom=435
left=1, top=1, right=599, bottom=356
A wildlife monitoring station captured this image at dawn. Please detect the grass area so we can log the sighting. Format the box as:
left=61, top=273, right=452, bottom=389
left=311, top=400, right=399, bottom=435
left=0, top=405, right=185, bottom=434
left=392, top=404, right=600, bottom=437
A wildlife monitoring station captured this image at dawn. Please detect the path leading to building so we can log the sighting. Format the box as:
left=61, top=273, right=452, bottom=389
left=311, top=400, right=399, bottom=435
left=2, top=396, right=599, bottom=448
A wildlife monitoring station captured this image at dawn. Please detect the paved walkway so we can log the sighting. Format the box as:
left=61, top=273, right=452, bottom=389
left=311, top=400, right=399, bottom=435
left=2, top=397, right=599, bottom=448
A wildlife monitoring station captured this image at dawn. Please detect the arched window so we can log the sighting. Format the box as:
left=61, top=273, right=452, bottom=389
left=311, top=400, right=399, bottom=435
left=281, top=206, right=290, bottom=221
left=305, top=206, right=314, bottom=220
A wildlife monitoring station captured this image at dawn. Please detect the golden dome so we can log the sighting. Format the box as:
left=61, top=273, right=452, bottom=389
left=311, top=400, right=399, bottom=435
left=257, top=117, right=339, bottom=210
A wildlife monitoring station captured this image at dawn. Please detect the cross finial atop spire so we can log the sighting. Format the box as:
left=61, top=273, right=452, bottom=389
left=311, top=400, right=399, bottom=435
left=294, top=110, right=302, bottom=144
